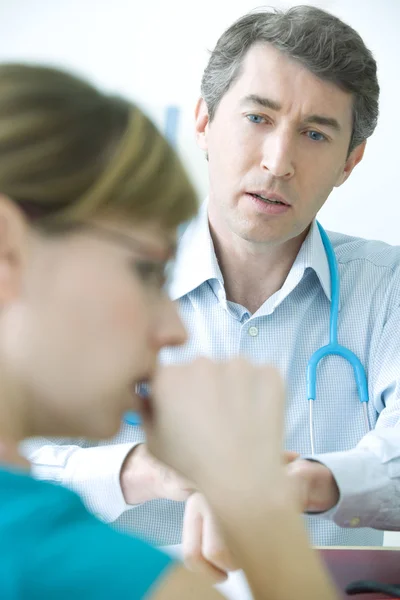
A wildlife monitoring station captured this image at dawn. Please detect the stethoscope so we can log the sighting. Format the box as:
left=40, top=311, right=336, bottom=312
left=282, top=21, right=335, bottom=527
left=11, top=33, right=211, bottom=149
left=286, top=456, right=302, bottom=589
left=125, top=221, right=371, bottom=455
left=307, top=221, right=370, bottom=454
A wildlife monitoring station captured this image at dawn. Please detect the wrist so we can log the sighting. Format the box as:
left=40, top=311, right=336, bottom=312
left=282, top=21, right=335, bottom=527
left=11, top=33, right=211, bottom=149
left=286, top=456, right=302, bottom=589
left=120, top=444, right=158, bottom=505
left=211, top=497, right=338, bottom=600
left=302, top=459, right=340, bottom=512
left=214, top=492, right=302, bottom=567
left=208, top=476, right=298, bottom=533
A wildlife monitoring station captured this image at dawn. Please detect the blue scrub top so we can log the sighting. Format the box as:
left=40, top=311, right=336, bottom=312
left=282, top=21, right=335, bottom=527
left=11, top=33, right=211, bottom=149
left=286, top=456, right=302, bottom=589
left=0, top=466, right=174, bottom=599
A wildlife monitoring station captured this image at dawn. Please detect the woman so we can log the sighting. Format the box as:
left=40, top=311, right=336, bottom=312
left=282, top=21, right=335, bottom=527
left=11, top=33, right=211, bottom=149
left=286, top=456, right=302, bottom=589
left=0, top=63, right=338, bottom=599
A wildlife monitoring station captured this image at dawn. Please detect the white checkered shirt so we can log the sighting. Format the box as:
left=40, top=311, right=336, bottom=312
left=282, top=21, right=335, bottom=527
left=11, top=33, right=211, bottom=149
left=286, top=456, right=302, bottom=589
left=23, top=202, right=400, bottom=546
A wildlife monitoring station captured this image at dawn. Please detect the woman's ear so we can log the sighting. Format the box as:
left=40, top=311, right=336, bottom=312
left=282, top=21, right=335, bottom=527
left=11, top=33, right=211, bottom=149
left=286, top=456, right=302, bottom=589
left=0, top=195, right=28, bottom=305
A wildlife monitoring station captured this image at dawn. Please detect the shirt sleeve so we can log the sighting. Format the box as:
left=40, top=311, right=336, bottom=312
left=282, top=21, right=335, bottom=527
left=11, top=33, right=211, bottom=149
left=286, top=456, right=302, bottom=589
left=304, top=302, right=400, bottom=530
left=21, top=437, right=141, bottom=522
left=24, top=481, right=175, bottom=600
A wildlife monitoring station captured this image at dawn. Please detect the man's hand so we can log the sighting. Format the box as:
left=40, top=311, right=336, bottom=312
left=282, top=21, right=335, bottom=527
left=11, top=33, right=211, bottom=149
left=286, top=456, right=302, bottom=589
left=286, top=458, right=340, bottom=513
left=120, top=443, right=195, bottom=505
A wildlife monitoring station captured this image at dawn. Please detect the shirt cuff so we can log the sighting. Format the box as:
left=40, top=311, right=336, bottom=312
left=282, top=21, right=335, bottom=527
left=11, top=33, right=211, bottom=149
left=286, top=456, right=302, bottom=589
left=302, top=448, right=394, bottom=529
left=60, top=442, right=141, bottom=523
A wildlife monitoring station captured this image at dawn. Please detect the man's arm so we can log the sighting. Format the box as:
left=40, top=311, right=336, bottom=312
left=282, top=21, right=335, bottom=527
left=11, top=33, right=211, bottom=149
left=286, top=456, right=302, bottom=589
left=295, top=302, right=400, bottom=530
left=22, top=438, right=193, bottom=522
left=298, top=428, right=400, bottom=530
left=22, top=437, right=140, bottom=521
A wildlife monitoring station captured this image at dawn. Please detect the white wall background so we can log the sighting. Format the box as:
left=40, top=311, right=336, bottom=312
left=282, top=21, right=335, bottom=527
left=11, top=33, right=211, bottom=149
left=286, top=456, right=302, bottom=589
left=0, top=0, right=399, bottom=548
left=0, top=0, right=399, bottom=242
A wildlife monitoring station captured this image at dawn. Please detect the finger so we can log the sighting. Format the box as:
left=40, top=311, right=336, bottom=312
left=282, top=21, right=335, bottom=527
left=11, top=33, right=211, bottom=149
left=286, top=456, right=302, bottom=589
left=202, top=506, right=239, bottom=572
left=182, top=498, right=228, bottom=584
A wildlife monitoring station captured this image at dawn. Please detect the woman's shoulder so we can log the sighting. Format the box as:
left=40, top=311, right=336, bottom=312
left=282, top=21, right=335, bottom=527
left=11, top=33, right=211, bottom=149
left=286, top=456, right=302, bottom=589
left=0, top=464, right=80, bottom=509
left=0, top=465, right=174, bottom=599
left=0, top=465, right=87, bottom=543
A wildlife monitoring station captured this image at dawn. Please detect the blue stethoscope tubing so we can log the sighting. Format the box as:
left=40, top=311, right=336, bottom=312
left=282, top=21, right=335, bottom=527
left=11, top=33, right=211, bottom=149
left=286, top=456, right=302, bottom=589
left=125, top=221, right=371, bottom=452
left=307, top=222, right=370, bottom=454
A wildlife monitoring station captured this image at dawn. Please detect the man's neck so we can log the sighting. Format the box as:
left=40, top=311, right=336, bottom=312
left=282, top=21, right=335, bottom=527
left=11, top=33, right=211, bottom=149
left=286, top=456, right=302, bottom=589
left=209, top=221, right=308, bottom=314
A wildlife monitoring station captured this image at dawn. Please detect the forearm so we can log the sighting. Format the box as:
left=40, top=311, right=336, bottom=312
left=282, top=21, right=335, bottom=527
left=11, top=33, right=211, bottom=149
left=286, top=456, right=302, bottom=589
left=211, top=492, right=338, bottom=600
left=237, top=510, right=338, bottom=600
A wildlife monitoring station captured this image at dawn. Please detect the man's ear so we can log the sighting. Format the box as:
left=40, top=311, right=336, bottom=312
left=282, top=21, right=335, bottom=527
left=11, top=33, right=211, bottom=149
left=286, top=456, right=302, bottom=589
left=194, top=97, right=210, bottom=152
left=335, top=140, right=366, bottom=188
left=0, top=194, right=28, bottom=305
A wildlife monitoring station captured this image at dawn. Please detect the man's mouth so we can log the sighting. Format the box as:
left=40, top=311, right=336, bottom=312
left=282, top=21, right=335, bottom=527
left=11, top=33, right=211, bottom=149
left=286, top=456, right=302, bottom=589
left=248, top=192, right=289, bottom=206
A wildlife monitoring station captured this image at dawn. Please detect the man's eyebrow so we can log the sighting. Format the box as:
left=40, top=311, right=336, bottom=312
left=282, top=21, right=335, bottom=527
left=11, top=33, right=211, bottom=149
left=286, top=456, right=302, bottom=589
left=304, top=114, right=341, bottom=132
left=240, top=94, right=282, bottom=111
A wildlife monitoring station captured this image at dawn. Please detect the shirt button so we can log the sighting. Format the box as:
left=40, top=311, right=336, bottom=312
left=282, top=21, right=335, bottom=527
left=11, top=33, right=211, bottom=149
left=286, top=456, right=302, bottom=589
left=349, top=517, right=360, bottom=527
left=248, top=326, right=258, bottom=337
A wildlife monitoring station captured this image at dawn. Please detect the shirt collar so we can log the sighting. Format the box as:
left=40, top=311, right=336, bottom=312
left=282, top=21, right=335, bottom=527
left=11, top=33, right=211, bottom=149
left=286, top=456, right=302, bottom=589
left=169, top=200, right=223, bottom=301
left=281, top=220, right=332, bottom=303
left=169, top=201, right=332, bottom=305
left=310, top=220, right=332, bottom=301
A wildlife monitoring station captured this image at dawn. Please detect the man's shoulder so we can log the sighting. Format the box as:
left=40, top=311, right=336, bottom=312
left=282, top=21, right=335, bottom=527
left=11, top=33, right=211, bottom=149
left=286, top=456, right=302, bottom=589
left=329, top=230, right=400, bottom=272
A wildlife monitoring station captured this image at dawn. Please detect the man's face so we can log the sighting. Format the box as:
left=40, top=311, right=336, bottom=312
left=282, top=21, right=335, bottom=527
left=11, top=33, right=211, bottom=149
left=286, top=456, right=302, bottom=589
left=196, top=43, right=365, bottom=246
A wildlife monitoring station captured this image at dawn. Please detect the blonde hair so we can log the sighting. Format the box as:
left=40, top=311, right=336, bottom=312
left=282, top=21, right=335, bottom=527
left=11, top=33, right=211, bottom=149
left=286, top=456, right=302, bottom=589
left=0, top=63, right=197, bottom=230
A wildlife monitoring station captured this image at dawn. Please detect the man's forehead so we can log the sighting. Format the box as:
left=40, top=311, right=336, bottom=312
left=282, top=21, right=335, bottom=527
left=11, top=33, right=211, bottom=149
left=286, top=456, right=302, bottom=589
left=231, top=43, right=353, bottom=124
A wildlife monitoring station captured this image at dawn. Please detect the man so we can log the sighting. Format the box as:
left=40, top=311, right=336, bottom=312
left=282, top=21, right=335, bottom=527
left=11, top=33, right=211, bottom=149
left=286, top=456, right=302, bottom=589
left=23, top=4, right=400, bottom=580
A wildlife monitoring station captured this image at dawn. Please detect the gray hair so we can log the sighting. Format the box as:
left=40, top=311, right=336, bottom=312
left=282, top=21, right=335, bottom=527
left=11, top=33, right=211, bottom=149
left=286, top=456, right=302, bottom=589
left=201, top=5, right=379, bottom=153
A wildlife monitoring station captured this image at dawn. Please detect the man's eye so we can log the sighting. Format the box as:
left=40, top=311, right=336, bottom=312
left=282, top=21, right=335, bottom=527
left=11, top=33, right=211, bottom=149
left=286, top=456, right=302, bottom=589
left=306, top=130, right=326, bottom=142
left=246, top=114, right=266, bottom=124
